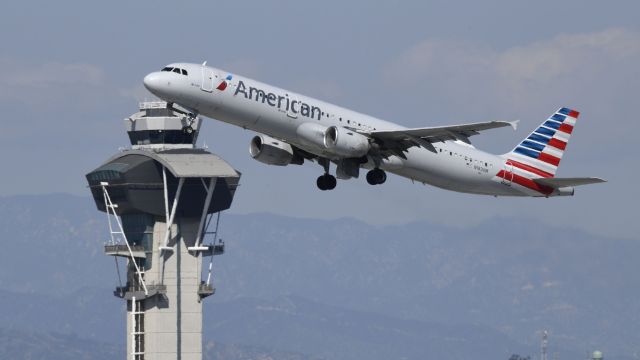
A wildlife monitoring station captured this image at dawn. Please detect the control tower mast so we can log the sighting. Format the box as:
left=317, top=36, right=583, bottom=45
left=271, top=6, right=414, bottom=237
left=541, top=330, right=548, bottom=360
left=86, top=102, right=240, bottom=360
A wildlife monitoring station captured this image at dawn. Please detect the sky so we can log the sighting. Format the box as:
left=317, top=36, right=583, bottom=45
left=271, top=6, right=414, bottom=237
left=0, top=0, right=638, bottom=239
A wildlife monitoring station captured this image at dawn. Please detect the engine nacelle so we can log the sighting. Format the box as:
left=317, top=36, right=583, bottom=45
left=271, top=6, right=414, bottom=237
left=249, top=135, right=302, bottom=166
left=323, top=126, right=371, bottom=157
left=296, top=122, right=328, bottom=150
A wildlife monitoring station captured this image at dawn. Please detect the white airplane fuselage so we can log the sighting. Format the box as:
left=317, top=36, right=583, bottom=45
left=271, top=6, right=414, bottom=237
left=143, top=63, right=579, bottom=197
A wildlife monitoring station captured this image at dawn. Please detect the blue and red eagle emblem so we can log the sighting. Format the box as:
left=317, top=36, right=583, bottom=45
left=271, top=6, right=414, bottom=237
left=216, top=74, right=233, bottom=91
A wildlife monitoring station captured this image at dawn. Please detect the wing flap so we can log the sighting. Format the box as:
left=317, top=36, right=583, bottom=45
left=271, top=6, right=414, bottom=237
left=364, top=120, right=518, bottom=155
left=368, top=120, right=517, bottom=145
left=533, top=177, right=606, bottom=188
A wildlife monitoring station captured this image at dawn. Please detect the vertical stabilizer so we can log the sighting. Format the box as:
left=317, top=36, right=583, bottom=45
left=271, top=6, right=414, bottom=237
left=505, top=107, right=579, bottom=178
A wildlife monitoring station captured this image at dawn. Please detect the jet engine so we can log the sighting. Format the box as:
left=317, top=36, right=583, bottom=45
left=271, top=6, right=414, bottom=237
left=323, top=126, right=371, bottom=157
left=249, top=135, right=303, bottom=166
left=296, top=122, right=328, bottom=150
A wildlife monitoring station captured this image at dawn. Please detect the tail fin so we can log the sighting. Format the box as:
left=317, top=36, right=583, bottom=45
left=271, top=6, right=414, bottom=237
left=505, top=107, right=579, bottom=178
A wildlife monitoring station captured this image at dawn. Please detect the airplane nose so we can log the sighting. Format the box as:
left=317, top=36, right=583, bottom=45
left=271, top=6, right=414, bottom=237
left=143, top=72, right=163, bottom=93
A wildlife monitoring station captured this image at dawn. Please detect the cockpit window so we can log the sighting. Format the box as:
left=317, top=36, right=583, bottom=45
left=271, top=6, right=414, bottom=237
left=161, top=66, right=187, bottom=76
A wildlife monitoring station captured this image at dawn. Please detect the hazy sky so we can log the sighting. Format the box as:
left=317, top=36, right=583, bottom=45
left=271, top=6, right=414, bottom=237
left=1, top=0, right=638, bottom=238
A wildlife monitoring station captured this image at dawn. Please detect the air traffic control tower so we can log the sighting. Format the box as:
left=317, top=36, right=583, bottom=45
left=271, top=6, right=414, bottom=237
left=85, top=102, right=240, bottom=360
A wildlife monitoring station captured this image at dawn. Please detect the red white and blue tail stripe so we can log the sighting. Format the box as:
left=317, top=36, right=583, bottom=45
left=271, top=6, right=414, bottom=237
left=496, top=107, right=580, bottom=195
left=507, top=107, right=578, bottom=178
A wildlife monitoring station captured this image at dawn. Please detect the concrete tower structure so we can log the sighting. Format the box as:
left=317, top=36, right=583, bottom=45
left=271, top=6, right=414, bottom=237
left=86, top=102, right=241, bottom=360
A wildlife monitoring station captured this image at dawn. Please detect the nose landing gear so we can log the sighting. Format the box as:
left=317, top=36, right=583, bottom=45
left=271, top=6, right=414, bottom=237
left=366, top=168, right=386, bottom=185
left=167, top=102, right=197, bottom=134
left=183, top=125, right=195, bottom=134
left=182, top=114, right=197, bottom=134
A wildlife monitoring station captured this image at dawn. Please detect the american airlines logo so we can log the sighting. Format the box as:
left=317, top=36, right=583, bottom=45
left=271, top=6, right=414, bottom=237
left=216, top=74, right=233, bottom=91
left=234, top=80, right=323, bottom=120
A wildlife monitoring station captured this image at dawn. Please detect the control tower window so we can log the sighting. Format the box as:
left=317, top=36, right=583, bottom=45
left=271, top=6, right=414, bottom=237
left=87, top=169, right=121, bottom=182
left=162, top=67, right=173, bottom=72
left=128, top=130, right=195, bottom=145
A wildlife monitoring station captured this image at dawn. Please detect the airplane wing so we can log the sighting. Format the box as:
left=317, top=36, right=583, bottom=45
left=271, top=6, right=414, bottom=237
left=533, top=177, right=607, bottom=188
left=363, top=120, right=519, bottom=157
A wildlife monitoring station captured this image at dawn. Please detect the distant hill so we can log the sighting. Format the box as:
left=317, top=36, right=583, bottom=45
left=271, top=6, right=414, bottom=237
left=205, top=295, right=527, bottom=360
left=0, top=327, right=319, bottom=360
left=0, top=287, right=528, bottom=360
left=0, top=194, right=637, bottom=359
left=204, top=341, right=323, bottom=360
left=0, top=328, right=121, bottom=360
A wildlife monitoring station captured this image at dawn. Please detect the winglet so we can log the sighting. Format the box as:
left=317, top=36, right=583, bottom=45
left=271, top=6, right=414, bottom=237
left=509, top=120, right=520, bottom=131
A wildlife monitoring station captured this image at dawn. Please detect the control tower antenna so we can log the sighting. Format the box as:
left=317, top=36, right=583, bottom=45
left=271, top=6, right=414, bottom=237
left=86, top=101, right=241, bottom=360
left=541, top=330, right=548, bottom=360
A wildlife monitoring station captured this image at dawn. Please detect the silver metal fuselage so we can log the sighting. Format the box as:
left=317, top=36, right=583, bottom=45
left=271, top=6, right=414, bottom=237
left=144, top=63, right=531, bottom=196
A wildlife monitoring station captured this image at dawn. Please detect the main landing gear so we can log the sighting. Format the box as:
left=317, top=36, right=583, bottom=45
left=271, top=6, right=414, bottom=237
left=366, top=168, right=386, bottom=185
left=316, top=158, right=337, bottom=191
left=315, top=161, right=387, bottom=190
left=317, top=174, right=337, bottom=191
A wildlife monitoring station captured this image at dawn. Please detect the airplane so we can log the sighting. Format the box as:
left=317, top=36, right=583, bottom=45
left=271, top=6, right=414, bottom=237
left=143, top=62, right=605, bottom=196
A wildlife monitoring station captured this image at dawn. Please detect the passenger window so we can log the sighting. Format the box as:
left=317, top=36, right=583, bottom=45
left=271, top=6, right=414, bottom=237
left=181, top=69, right=188, bottom=75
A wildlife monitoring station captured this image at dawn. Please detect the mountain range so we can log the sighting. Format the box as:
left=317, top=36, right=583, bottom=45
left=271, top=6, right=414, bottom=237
left=0, top=194, right=637, bottom=359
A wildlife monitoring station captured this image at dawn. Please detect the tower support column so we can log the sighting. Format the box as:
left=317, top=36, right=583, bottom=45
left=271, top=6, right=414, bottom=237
left=128, top=219, right=203, bottom=360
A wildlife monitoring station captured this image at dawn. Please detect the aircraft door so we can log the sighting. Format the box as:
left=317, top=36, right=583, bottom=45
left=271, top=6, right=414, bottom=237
left=501, top=161, right=514, bottom=186
left=201, top=66, right=215, bottom=92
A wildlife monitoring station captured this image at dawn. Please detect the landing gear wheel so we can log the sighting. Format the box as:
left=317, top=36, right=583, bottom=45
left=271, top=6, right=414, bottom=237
left=377, top=170, right=386, bottom=184
left=326, top=175, right=337, bottom=190
left=183, top=126, right=194, bottom=134
left=316, top=176, right=326, bottom=190
left=366, top=169, right=387, bottom=185
left=316, top=174, right=337, bottom=191
left=366, top=171, right=376, bottom=185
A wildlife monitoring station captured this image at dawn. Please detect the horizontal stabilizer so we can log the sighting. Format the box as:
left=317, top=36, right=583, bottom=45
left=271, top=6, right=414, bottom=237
left=533, top=177, right=606, bottom=188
